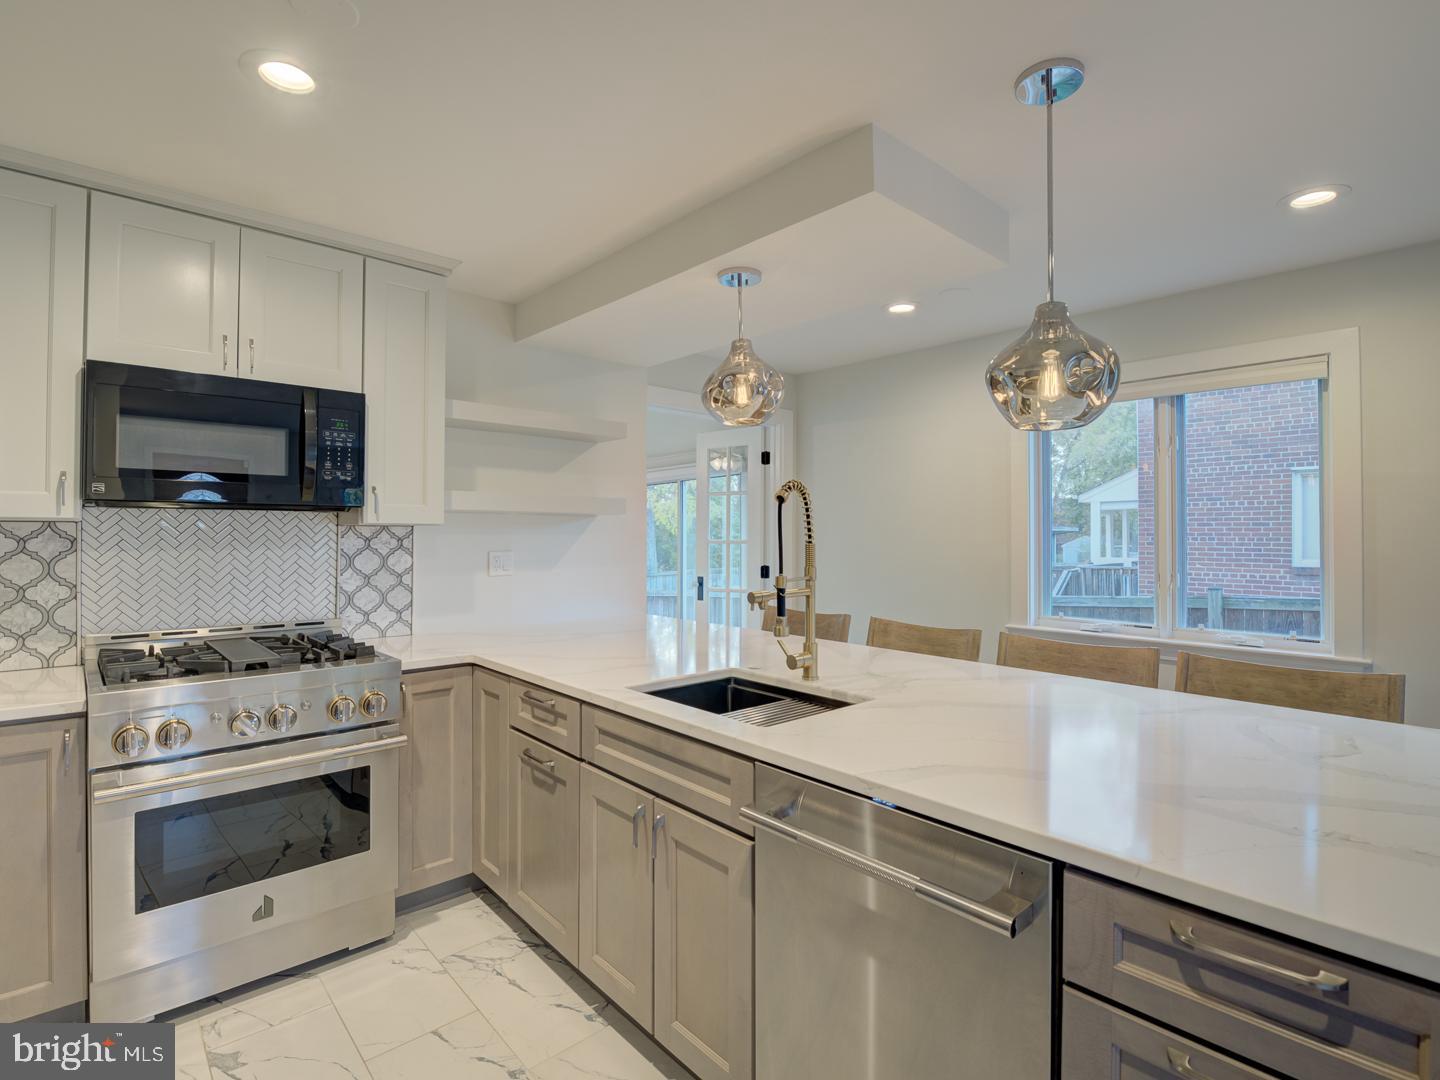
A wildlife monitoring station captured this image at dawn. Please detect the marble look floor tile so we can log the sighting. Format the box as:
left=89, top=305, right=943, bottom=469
left=368, top=1010, right=528, bottom=1080
left=320, top=926, right=474, bottom=1060
left=199, top=972, right=332, bottom=1050
left=530, top=1012, right=692, bottom=1080
left=441, top=932, right=610, bottom=1068
left=401, top=892, right=514, bottom=959
left=174, top=1017, right=213, bottom=1080
left=204, top=1005, right=370, bottom=1080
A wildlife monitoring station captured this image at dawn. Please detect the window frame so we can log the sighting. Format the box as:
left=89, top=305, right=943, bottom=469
left=1011, top=328, right=1365, bottom=668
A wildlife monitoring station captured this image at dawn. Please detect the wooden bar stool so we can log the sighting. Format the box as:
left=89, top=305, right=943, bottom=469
left=759, top=606, right=852, bottom=643
left=995, top=632, right=1160, bottom=688
left=865, top=617, right=981, bottom=662
left=1175, top=651, right=1405, bottom=723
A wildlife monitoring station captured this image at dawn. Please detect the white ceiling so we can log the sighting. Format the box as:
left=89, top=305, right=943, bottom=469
left=3, top=0, right=1438, bottom=372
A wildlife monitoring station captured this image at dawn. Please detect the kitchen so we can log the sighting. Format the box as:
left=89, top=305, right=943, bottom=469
left=1, top=2, right=1439, bottom=1078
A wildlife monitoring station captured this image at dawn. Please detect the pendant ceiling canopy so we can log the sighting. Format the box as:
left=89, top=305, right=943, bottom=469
left=702, top=267, right=785, bottom=427
left=986, top=59, right=1120, bottom=431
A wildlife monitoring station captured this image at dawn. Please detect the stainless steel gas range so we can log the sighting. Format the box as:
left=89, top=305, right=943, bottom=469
left=83, top=622, right=406, bottom=1021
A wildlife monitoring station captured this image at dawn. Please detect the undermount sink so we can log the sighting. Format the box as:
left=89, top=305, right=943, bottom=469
left=641, top=675, right=852, bottom=727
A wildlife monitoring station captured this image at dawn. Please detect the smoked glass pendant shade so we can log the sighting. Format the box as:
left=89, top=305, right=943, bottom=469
left=702, top=337, right=784, bottom=427
left=986, top=300, right=1119, bottom=430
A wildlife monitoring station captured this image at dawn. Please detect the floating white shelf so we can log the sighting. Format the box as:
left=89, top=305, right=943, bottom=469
left=444, top=398, right=628, bottom=443
left=444, top=491, right=627, bottom=517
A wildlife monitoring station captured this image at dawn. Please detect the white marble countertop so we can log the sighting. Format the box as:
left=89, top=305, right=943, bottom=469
left=377, top=615, right=1440, bottom=986
left=0, top=664, right=87, bottom=725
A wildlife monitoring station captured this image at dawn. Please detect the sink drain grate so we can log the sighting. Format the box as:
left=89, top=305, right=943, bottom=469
left=727, top=697, right=838, bottom=727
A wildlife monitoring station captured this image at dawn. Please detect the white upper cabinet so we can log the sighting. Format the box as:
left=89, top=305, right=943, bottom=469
left=0, top=168, right=86, bottom=519
left=362, top=259, right=446, bottom=525
left=238, top=229, right=363, bottom=391
left=87, top=193, right=240, bottom=375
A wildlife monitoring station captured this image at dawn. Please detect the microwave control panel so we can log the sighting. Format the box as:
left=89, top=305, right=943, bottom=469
left=315, top=410, right=365, bottom=507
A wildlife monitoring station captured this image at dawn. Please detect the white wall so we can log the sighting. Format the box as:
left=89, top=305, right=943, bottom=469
left=795, top=239, right=1440, bottom=726
left=411, top=291, right=646, bottom=633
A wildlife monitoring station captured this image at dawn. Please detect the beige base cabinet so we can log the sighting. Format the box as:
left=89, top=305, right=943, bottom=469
left=654, top=800, right=754, bottom=1080
left=471, top=670, right=510, bottom=899
left=509, top=728, right=581, bottom=964
left=398, top=668, right=473, bottom=896
left=578, top=764, right=655, bottom=1027
left=0, top=718, right=86, bottom=1020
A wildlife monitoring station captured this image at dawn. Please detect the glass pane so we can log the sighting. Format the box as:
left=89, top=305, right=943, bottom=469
left=645, top=482, right=681, bottom=617
left=708, top=494, right=725, bottom=540
left=709, top=543, right=726, bottom=588
left=729, top=494, right=745, bottom=541
left=134, top=767, right=371, bottom=914
left=117, top=414, right=290, bottom=477
left=729, top=542, right=744, bottom=587
left=1180, top=380, right=1323, bottom=639
left=1042, top=399, right=1156, bottom=626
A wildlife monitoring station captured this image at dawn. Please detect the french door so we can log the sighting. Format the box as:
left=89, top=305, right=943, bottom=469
left=695, top=429, right=768, bottom=628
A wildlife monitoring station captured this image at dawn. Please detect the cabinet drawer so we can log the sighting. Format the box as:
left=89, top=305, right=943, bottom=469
left=581, top=705, right=754, bottom=834
left=508, top=679, right=581, bottom=755
left=1063, top=987, right=1281, bottom=1079
left=1064, top=870, right=1440, bottom=1080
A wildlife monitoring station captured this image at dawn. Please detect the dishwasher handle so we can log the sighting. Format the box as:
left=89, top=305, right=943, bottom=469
left=740, top=803, right=1037, bottom=939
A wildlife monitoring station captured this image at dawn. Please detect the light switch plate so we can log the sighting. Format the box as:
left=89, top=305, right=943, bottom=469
left=488, top=551, right=514, bottom=577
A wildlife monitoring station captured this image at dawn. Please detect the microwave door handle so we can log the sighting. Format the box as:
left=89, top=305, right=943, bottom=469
left=302, top=388, right=318, bottom=503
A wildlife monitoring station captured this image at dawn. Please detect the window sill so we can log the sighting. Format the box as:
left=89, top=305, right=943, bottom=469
left=1005, top=623, right=1372, bottom=673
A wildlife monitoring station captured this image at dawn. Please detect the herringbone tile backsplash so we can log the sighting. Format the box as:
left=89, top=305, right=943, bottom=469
left=81, top=507, right=341, bottom=635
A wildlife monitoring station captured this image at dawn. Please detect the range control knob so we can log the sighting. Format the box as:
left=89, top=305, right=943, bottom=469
left=230, top=709, right=262, bottom=738
left=268, top=704, right=299, bottom=732
left=328, top=695, right=358, bottom=724
left=360, top=690, right=389, bottom=718
left=155, top=718, right=192, bottom=751
left=112, top=724, right=149, bottom=759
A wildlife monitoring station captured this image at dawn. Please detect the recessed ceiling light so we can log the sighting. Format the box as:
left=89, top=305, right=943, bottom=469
left=257, top=60, right=316, bottom=94
left=1284, top=185, right=1349, bottom=210
left=887, top=302, right=917, bottom=315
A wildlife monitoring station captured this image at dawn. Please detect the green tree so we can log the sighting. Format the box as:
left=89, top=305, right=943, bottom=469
left=1048, top=400, right=1140, bottom=536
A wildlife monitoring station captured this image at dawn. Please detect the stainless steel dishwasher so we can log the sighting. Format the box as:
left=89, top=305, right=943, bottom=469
left=742, top=765, right=1054, bottom=1079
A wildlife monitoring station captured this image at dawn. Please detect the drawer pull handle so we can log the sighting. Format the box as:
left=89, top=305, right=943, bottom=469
left=1170, top=921, right=1349, bottom=992
left=521, top=747, right=557, bottom=771
left=1165, top=1047, right=1217, bottom=1080
left=521, top=690, right=559, bottom=712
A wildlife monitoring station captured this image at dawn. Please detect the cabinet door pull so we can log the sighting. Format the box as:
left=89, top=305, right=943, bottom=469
left=521, top=747, right=557, bottom=771
left=1169, top=921, right=1349, bottom=992
left=222, top=332, right=230, bottom=371
left=249, top=336, right=256, bottom=374
left=63, top=729, right=72, bottom=773
left=1165, top=1047, right=1217, bottom=1080
left=57, top=470, right=67, bottom=509
left=632, top=803, right=646, bottom=849
left=372, top=485, right=379, bottom=517
left=651, top=811, right=666, bottom=870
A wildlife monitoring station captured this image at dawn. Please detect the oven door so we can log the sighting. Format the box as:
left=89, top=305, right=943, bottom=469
left=89, top=724, right=404, bottom=984
left=84, top=360, right=316, bottom=508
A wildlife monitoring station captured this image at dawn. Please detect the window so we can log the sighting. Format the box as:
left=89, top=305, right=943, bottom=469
left=1291, top=467, right=1320, bottom=568
left=646, top=478, right=697, bottom=619
left=1025, top=329, right=1362, bottom=658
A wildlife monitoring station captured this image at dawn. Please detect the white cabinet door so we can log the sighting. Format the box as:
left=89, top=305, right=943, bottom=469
left=87, top=193, right=239, bottom=375
left=0, top=169, right=86, bottom=519
left=238, top=229, right=363, bottom=390
left=362, top=259, right=446, bottom=525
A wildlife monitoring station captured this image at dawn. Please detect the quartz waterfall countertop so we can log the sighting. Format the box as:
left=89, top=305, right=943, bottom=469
left=378, top=615, right=1440, bottom=986
left=0, top=664, right=88, bottom=724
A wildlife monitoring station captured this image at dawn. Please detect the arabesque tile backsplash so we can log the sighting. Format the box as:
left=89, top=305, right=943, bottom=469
left=0, top=511, right=413, bottom=670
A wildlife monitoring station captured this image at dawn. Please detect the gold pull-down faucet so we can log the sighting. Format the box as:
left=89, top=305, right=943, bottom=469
left=746, top=478, right=819, bottom=680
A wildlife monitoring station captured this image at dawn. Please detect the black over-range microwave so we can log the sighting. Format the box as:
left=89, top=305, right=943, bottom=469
left=82, top=361, right=366, bottom=511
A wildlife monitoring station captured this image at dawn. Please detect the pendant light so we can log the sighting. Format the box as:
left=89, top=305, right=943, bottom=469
left=986, top=59, right=1119, bottom=431
left=701, top=267, right=785, bottom=427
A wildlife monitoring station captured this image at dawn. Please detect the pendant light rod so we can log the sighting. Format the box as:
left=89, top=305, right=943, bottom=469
left=738, top=279, right=745, bottom=339
left=1046, top=68, right=1055, bottom=303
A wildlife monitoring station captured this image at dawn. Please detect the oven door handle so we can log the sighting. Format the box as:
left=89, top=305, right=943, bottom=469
left=92, top=734, right=408, bottom=804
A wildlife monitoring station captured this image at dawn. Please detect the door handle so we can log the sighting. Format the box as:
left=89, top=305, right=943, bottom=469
left=521, top=747, right=557, bottom=771
left=62, top=729, right=72, bottom=773
left=651, top=811, right=666, bottom=871
left=222, top=332, right=230, bottom=371
left=696, top=576, right=705, bottom=601
left=632, top=803, right=646, bottom=849
left=1169, top=921, right=1349, bottom=992
left=249, top=336, right=256, bottom=374
left=372, top=485, right=379, bottom=517
left=1165, top=1047, right=1218, bottom=1080
left=57, top=470, right=67, bottom=510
